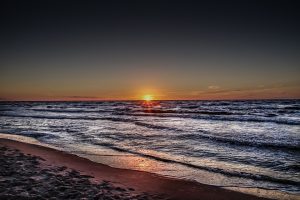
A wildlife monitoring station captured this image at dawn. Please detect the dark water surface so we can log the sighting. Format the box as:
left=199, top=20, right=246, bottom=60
left=0, top=100, right=299, bottom=194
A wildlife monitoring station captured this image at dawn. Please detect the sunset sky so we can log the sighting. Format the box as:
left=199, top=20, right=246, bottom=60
left=1, top=0, right=299, bottom=100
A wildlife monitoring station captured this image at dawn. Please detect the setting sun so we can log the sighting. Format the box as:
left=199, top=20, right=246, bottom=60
left=143, top=94, right=153, bottom=101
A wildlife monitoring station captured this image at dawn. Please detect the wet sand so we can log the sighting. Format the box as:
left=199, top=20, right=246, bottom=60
left=0, top=138, right=271, bottom=200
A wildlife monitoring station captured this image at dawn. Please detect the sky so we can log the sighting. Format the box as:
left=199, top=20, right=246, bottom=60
left=0, top=0, right=300, bottom=100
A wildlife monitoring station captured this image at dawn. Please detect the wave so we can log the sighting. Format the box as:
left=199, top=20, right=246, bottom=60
left=76, top=131, right=298, bottom=173
left=30, top=107, right=236, bottom=116
left=0, top=113, right=182, bottom=131
left=0, top=109, right=12, bottom=112
left=0, top=114, right=81, bottom=120
left=192, top=115, right=300, bottom=126
left=1, top=113, right=299, bottom=150
left=2, top=131, right=59, bottom=140
left=2, top=104, right=299, bottom=126
left=0, top=113, right=118, bottom=121
left=115, top=112, right=300, bottom=125
left=139, top=109, right=235, bottom=115
left=92, top=142, right=300, bottom=186
left=133, top=122, right=182, bottom=131
left=24, top=132, right=60, bottom=140
left=176, top=132, right=300, bottom=151
left=30, top=108, right=113, bottom=113
left=283, top=106, right=300, bottom=110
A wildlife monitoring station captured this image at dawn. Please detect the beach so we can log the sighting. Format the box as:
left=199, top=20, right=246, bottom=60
left=0, top=137, right=272, bottom=200
left=2, top=0, right=300, bottom=198
left=0, top=100, right=299, bottom=200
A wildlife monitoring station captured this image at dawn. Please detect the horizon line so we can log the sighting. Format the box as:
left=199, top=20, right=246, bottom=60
left=0, top=98, right=299, bottom=102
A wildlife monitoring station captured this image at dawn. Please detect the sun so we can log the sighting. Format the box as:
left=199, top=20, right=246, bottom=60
left=142, top=94, right=153, bottom=101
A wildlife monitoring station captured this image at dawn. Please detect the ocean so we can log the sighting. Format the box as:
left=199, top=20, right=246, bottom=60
left=0, top=100, right=299, bottom=195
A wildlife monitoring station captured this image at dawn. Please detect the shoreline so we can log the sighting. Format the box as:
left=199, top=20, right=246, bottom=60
left=0, top=137, right=274, bottom=200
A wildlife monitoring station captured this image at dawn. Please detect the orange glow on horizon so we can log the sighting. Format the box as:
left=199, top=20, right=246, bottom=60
left=1, top=85, right=300, bottom=101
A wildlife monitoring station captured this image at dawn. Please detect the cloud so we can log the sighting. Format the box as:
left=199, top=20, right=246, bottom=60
left=208, top=85, right=220, bottom=90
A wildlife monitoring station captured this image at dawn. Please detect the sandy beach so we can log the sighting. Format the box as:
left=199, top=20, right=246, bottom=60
left=0, top=138, right=272, bottom=200
left=1, top=0, right=300, bottom=198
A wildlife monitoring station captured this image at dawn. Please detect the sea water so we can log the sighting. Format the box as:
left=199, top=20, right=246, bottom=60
left=0, top=100, right=299, bottom=195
